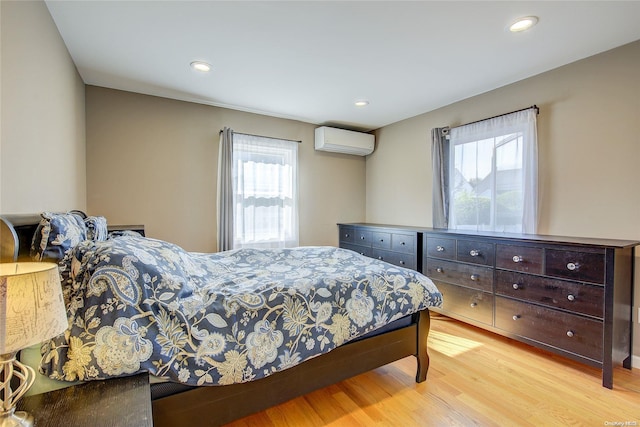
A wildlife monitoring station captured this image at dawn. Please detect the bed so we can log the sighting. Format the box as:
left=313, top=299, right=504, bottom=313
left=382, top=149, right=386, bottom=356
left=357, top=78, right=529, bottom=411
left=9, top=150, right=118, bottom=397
left=0, top=212, right=442, bottom=426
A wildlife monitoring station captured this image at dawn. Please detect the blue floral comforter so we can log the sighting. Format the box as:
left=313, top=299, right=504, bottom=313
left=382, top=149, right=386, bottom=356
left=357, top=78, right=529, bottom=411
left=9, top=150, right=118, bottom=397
left=40, top=234, right=442, bottom=386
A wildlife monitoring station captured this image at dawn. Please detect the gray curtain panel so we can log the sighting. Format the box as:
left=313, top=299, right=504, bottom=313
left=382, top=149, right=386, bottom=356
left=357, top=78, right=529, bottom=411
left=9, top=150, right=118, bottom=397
left=431, top=127, right=449, bottom=229
left=217, top=127, right=234, bottom=251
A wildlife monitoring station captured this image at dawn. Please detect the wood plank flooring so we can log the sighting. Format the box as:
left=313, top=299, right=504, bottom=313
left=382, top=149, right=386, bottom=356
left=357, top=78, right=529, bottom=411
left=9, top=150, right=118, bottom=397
left=226, top=313, right=640, bottom=426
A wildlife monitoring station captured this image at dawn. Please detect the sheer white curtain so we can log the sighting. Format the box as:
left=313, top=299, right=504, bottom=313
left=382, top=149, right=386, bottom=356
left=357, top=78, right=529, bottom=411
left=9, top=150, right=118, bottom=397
left=448, top=108, right=538, bottom=233
left=232, top=133, right=299, bottom=249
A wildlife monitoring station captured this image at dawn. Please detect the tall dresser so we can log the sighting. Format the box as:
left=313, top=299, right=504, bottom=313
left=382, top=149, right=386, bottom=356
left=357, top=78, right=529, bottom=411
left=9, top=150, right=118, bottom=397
left=338, top=223, right=638, bottom=388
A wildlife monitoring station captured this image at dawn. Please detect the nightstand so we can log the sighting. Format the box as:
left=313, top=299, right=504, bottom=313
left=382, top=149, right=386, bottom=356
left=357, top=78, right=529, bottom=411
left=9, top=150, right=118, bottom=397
left=16, top=373, right=153, bottom=426
left=107, top=224, right=146, bottom=237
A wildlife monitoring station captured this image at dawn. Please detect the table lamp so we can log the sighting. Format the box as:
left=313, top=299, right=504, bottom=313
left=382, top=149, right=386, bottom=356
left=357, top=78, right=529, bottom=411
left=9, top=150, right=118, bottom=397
left=0, top=263, right=67, bottom=427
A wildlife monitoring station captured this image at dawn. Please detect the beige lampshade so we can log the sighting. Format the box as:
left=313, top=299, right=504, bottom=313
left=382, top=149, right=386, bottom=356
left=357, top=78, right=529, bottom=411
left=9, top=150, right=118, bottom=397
left=0, top=262, right=68, bottom=354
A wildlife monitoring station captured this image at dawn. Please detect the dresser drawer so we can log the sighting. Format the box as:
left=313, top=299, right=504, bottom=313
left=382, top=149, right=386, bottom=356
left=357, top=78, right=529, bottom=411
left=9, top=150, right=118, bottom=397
left=545, top=249, right=605, bottom=284
left=425, top=237, right=456, bottom=260
left=353, top=229, right=372, bottom=246
left=425, top=258, right=493, bottom=292
left=434, top=282, right=493, bottom=326
left=495, top=297, right=603, bottom=361
left=339, top=226, right=355, bottom=244
left=372, top=249, right=416, bottom=270
left=457, top=239, right=495, bottom=266
left=495, top=270, right=603, bottom=318
left=340, top=243, right=372, bottom=258
left=391, top=233, right=415, bottom=254
left=496, top=244, right=543, bottom=274
left=371, top=232, right=392, bottom=249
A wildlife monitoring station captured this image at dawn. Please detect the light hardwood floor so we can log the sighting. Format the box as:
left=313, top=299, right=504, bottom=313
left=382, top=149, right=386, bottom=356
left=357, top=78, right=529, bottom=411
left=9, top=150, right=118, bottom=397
left=226, top=313, right=640, bottom=426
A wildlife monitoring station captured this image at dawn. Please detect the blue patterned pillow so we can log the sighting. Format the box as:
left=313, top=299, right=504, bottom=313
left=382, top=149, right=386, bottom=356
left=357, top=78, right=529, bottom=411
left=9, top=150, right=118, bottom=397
left=31, top=212, right=87, bottom=261
left=85, top=216, right=108, bottom=241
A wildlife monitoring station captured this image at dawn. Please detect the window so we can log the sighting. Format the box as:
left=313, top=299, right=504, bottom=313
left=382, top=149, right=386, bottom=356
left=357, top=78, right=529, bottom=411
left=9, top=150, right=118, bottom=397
left=444, top=108, right=538, bottom=233
left=232, top=133, right=299, bottom=248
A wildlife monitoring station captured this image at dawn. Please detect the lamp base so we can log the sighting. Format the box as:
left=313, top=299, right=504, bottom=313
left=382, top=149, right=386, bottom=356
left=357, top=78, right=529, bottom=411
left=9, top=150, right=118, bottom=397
left=0, top=354, right=35, bottom=427
left=0, top=410, right=34, bottom=427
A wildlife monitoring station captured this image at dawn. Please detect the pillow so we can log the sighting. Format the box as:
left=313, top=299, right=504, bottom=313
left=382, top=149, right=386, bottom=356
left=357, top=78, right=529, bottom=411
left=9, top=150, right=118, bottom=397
left=20, top=344, right=80, bottom=396
left=85, top=216, right=108, bottom=241
left=30, top=211, right=88, bottom=262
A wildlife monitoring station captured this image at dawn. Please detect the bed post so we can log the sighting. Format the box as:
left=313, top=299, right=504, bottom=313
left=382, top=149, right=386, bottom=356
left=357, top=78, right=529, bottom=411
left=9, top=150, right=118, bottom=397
left=415, top=309, right=431, bottom=382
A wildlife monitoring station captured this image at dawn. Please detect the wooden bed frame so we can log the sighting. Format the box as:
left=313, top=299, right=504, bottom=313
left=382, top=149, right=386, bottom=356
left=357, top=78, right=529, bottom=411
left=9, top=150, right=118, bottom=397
left=0, top=213, right=433, bottom=426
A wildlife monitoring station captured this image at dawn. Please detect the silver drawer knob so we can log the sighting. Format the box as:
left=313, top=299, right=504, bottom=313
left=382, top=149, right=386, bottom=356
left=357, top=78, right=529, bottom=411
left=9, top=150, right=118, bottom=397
left=345, top=233, right=350, bottom=238
left=567, top=294, right=575, bottom=301
left=512, top=315, right=521, bottom=321
left=469, top=249, right=480, bottom=257
left=400, top=242, right=406, bottom=245
left=436, top=245, right=445, bottom=252
left=378, top=256, right=383, bottom=260
left=566, top=330, right=574, bottom=338
left=399, top=260, right=405, bottom=265
left=566, top=262, right=579, bottom=271
left=436, top=267, right=443, bottom=273
left=470, top=274, right=479, bottom=281
left=470, top=302, right=478, bottom=308
left=512, top=255, right=523, bottom=263
left=512, top=283, right=520, bottom=290
left=360, top=236, right=366, bottom=240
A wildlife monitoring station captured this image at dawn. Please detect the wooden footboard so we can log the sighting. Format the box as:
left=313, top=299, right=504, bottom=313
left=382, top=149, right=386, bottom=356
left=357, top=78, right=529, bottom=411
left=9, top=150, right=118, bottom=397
left=152, top=309, right=431, bottom=427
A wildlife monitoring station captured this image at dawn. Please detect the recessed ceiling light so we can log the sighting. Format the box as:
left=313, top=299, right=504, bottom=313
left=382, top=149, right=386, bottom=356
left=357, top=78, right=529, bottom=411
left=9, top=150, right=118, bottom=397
left=509, top=16, right=538, bottom=32
left=354, top=100, right=369, bottom=107
left=190, top=61, right=212, bottom=72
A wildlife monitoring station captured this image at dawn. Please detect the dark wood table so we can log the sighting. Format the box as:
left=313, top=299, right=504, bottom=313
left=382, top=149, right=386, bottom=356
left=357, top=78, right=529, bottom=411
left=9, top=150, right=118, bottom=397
left=16, top=373, right=153, bottom=427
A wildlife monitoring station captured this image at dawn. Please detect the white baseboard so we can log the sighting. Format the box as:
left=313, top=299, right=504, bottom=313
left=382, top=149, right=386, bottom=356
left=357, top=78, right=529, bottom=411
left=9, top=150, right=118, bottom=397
left=632, top=355, right=640, bottom=369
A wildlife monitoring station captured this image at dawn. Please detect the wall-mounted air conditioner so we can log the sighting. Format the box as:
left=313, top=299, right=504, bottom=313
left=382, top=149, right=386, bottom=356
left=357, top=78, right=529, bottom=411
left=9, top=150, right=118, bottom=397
left=314, top=126, right=375, bottom=156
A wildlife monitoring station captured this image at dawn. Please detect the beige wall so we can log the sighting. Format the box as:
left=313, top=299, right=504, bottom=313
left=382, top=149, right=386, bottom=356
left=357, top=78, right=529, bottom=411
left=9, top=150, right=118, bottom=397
left=367, top=40, right=640, bottom=359
left=0, top=0, right=86, bottom=214
left=85, top=86, right=366, bottom=252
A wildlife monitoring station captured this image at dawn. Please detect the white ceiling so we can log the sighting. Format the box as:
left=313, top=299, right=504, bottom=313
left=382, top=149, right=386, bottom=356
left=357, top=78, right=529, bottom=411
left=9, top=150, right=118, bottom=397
left=45, top=1, right=640, bottom=132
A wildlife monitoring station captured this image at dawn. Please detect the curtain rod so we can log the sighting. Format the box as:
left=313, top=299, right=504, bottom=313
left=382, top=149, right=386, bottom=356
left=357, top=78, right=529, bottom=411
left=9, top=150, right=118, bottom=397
left=219, top=129, right=302, bottom=144
left=453, top=105, right=539, bottom=129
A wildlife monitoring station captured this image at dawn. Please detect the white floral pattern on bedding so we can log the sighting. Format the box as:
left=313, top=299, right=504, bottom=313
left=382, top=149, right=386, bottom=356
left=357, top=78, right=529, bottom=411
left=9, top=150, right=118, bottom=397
left=40, top=234, right=442, bottom=386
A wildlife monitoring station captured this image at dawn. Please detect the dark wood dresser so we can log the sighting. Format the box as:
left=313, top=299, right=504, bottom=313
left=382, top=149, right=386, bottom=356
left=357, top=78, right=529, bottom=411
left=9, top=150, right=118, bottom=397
left=338, top=223, right=638, bottom=388
left=338, top=223, right=423, bottom=271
